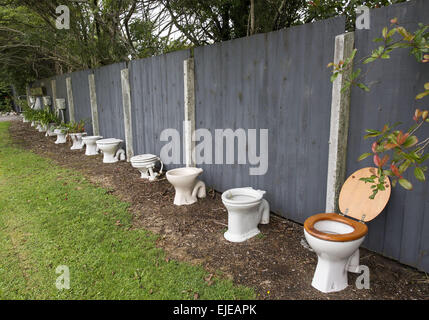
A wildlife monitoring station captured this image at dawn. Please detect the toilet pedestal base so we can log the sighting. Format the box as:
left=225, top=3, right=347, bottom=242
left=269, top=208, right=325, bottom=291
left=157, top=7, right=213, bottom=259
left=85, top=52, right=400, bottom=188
left=311, top=256, right=349, bottom=293
left=224, top=228, right=260, bottom=243
left=55, top=133, right=67, bottom=144
left=85, top=144, right=99, bottom=156
left=346, top=249, right=361, bottom=273
left=173, top=180, right=206, bottom=206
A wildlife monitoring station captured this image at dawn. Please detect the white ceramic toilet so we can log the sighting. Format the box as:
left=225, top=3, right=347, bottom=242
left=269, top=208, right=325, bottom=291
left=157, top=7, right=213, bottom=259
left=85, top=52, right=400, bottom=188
left=130, top=154, right=164, bottom=181
left=54, top=128, right=68, bottom=144
left=37, top=123, right=47, bottom=133
left=45, top=124, right=57, bottom=137
left=222, top=187, right=270, bottom=242
left=166, top=167, right=206, bottom=205
left=82, top=136, right=103, bottom=156
left=96, top=138, right=126, bottom=163
left=304, top=167, right=391, bottom=293
left=69, top=132, right=87, bottom=150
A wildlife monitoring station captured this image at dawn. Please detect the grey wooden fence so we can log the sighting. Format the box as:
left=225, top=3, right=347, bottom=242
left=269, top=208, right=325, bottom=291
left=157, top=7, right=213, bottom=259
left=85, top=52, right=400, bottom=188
left=129, top=49, right=190, bottom=168
left=70, top=69, right=93, bottom=135
left=194, top=17, right=345, bottom=223
left=94, top=62, right=127, bottom=142
left=29, top=0, right=429, bottom=272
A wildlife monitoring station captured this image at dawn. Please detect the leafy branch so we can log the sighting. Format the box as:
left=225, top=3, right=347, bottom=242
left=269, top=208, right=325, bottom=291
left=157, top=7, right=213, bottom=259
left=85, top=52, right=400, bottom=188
left=328, top=19, right=429, bottom=197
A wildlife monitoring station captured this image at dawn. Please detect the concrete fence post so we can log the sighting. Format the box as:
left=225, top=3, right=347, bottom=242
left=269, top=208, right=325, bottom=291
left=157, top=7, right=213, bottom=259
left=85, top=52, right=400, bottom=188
left=325, top=32, right=355, bottom=213
left=66, top=77, right=75, bottom=122
left=25, top=84, right=31, bottom=107
left=88, top=73, right=100, bottom=136
left=120, top=68, right=134, bottom=161
left=184, top=58, right=196, bottom=167
left=51, top=79, right=57, bottom=115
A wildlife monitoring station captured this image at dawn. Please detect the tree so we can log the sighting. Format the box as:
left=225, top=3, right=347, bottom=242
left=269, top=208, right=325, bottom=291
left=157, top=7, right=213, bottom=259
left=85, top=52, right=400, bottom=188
left=0, top=0, right=409, bottom=93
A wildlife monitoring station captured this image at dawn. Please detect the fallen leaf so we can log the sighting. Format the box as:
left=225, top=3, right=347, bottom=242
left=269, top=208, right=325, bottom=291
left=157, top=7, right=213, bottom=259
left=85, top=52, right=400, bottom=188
left=204, top=273, right=214, bottom=283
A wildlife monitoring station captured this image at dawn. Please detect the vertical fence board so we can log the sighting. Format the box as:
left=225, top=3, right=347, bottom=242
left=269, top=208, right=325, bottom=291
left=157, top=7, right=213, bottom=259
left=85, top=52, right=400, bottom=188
left=70, top=69, right=93, bottom=135
left=129, top=49, right=190, bottom=169
left=54, top=74, right=69, bottom=123
left=94, top=62, right=127, bottom=142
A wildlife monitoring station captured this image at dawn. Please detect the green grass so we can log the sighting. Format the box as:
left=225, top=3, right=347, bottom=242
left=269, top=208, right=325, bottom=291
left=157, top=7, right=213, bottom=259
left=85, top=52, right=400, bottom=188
left=0, top=122, right=255, bottom=299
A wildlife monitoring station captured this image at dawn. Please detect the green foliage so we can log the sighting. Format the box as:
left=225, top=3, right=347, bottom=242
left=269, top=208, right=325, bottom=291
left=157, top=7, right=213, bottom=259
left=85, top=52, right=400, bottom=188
left=359, top=169, right=387, bottom=199
left=65, top=120, right=85, bottom=133
left=0, top=0, right=407, bottom=92
left=329, top=20, right=429, bottom=196
left=39, top=109, right=60, bottom=126
left=0, top=84, right=13, bottom=112
left=22, top=108, right=40, bottom=121
left=306, top=0, right=406, bottom=31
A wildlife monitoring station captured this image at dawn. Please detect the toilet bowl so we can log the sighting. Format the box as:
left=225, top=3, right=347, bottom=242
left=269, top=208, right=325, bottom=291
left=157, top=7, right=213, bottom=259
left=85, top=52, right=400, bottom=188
left=69, top=132, right=87, bottom=150
left=54, top=128, right=68, bottom=144
left=96, top=138, right=126, bottom=163
left=130, top=154, right=163, bottom=181
left=45, top=123, right=57, bottom=137
left=303, top=167, right=391, bottom=293
left=166, top=167, right=206, bottom=205
left=82, top=136, right=103, bottom=156
left=38, top=123, right=47, bottom=133
left=222, top=187, right=270, bottom=242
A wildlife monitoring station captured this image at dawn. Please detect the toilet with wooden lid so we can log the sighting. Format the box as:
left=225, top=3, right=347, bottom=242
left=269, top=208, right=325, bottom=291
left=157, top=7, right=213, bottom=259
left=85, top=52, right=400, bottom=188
left=304, top=167, right=391, bottom=293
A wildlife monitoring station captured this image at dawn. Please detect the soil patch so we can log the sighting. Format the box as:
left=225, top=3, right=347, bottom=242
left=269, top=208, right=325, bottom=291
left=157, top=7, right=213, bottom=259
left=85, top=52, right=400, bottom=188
left=8, top=121, right=429, bottom=300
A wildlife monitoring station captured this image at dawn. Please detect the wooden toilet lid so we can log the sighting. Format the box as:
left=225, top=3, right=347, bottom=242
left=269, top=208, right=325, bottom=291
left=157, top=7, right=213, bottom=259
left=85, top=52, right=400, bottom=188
left=339, top=167, right=391, bottom=222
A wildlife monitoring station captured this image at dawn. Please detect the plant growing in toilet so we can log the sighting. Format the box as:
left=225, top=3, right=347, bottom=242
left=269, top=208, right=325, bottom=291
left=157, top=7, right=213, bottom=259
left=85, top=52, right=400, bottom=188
left=328, top=19, right=429, bottom=197
left=65, top=120, right=87, bottom=150
left=66, top=120, right=86, bottom=134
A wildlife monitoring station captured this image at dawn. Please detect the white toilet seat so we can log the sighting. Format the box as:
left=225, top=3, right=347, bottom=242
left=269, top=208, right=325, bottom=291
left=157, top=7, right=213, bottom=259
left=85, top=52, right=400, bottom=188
left=96, top=138, right=122, bottom=145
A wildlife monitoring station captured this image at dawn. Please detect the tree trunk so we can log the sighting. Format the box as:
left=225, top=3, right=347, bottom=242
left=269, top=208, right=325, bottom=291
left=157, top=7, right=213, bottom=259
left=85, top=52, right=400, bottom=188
left=250, top=0, right=255, bottom=35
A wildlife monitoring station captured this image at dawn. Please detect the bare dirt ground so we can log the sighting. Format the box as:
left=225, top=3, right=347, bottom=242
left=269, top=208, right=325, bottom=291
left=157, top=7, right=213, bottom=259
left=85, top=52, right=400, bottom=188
left=7, top=120, right=429, bottom=300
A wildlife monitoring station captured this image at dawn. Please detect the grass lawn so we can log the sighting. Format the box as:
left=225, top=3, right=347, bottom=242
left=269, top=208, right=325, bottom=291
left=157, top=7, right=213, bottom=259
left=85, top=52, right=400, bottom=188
left=0, top=122, right=254, bottom=299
